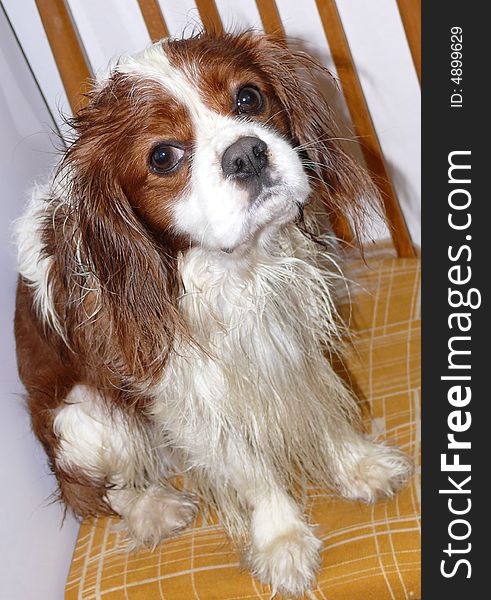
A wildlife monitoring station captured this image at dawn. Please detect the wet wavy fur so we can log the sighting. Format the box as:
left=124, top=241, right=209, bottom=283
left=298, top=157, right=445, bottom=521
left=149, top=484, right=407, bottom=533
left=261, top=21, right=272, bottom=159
left=14, top=31, right=410, bottom=595
left=154, top=224, right=361, bottom=536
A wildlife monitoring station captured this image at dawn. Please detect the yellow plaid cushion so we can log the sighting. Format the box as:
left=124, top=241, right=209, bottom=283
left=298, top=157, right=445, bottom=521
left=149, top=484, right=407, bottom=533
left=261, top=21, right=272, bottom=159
left=65, top=257, right=421, bottom=600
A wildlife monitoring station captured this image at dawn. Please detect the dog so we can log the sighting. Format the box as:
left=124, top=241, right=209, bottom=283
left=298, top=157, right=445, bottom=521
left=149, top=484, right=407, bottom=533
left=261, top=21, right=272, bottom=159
left=14, top=31, right=411, bottom=596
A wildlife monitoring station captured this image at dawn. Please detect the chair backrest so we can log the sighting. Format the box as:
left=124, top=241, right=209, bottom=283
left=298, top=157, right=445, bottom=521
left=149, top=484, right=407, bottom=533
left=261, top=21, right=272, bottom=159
left=34, top=0, right=420, bottom=258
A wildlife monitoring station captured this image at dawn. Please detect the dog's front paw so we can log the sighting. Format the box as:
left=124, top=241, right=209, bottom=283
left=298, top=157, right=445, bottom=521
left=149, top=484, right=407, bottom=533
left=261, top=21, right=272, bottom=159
left=121, top=486, right=198, bottom=549
left=249, top=526, right=321, bottom=597
left=339, top=441, right=413, bottom=503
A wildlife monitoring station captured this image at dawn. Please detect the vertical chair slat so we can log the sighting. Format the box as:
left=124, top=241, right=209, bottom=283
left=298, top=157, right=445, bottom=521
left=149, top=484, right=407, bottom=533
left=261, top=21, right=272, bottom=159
left=35, top=0, right=91, bottom=114
left=254, top=0, right=285, bottom=38
left=195, top=0, right=224, bottom=33
left=137, top=0, right=169, bottom=42
left=396, top=0, right=421, bottom=83
left=255, top=0, right=354, bottom=245
left=315, top=0, right=416, bottom=257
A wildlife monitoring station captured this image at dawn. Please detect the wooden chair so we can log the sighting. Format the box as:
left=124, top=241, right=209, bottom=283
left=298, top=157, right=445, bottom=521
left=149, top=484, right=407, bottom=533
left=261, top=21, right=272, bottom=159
left=32, top=2, right=421, bottom=598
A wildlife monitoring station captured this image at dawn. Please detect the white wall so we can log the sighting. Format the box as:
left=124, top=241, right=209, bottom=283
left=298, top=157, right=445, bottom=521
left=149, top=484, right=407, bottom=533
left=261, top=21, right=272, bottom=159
left=0, top=7, right=79, bottom=600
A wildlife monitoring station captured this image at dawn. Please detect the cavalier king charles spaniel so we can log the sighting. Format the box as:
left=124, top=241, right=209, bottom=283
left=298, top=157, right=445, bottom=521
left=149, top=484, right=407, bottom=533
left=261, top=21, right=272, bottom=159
left=14, top=32, right=411, bottom=596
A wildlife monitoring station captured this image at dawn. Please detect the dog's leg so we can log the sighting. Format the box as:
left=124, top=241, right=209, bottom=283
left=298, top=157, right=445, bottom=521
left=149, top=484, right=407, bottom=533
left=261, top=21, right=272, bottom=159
left=246, top=485, right=321, bottom=596
left=330, top=426, right=413, bottom=503
left=53, top=384, right=197, bottom=547
left=206, top=444, right=321, bottom=596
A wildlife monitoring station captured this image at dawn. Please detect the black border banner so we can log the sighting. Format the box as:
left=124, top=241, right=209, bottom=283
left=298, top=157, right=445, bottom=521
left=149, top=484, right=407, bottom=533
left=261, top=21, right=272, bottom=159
left=423, top=3, right=489, bottom=596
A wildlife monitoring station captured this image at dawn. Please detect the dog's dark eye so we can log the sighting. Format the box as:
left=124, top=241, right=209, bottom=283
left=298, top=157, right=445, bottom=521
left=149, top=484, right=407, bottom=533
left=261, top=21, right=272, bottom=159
left=149, top=144, right=185, bottom=174
left=236, top=86, right=263, bottom=114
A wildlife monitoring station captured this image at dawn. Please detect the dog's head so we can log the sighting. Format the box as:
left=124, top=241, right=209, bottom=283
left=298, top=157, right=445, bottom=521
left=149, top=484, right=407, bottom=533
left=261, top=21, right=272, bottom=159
left=58, top=32, right=375, bottom=378
left=64, top=32, right=373, bottom=254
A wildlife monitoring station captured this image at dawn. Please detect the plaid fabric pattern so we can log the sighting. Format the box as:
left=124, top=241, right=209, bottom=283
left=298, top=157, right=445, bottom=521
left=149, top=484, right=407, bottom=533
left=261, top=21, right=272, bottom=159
left=65, top=257, right=421, bottom=599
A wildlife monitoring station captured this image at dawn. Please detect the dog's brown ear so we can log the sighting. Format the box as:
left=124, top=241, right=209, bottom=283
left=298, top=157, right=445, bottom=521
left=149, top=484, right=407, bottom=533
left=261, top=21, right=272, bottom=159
left=55, top=96, right=185, bottom=384
left=249, top=33, right=380, bottom=242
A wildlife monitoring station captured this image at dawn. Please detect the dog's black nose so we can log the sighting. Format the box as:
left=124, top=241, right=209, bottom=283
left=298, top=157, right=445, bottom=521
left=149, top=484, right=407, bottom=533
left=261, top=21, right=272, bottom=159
left=221, top=136, right=268, bottom=180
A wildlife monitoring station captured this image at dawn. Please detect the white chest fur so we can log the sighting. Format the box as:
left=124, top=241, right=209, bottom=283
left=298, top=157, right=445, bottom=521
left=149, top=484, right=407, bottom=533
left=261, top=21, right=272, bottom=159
left=150, top=226, right=358, bottom=494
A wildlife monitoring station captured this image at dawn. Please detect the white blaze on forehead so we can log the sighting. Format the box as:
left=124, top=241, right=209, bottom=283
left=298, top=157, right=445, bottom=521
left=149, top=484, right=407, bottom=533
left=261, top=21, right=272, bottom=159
left=114, top=43, right=220, bottom=128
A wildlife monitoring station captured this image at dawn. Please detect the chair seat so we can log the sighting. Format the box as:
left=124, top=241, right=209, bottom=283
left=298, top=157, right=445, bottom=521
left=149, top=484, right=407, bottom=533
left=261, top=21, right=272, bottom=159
left=65, top=257, right=421, bottom=600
